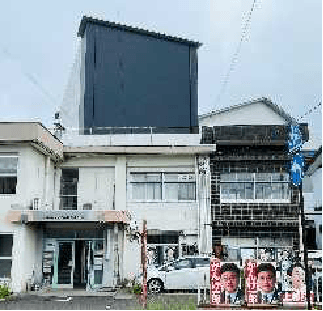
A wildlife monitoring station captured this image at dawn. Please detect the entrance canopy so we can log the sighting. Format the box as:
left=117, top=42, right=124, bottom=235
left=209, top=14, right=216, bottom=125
left=6, top=210, right=130, bottom=224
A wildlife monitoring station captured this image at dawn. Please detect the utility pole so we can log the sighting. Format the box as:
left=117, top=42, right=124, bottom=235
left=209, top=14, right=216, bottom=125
left=300, top=186, right=311, bottom=310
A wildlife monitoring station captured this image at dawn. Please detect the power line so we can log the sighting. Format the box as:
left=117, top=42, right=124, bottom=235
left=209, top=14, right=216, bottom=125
left=1, top=46, right=58, bottom=106
left=214, top=0, right=258, bottom=105
left=296, top=101, right=322, bottom=122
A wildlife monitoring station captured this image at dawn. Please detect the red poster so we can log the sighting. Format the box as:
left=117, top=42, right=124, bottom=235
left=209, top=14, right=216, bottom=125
left=244, top=259, right=258, bottom=304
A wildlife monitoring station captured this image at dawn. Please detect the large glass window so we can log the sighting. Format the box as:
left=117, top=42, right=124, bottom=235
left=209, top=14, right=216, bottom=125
left=0, top=156, right=18, bottom=194
left=165, top=173, right=196, bottom=200
left=130, top=172, right=196, bottom=201
left=221, top=172, right=290, bottom=202
left=130, top=173, right=162, bottom=200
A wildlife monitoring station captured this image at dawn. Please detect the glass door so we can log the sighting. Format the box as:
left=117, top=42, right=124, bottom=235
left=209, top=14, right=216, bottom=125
left=84, top=240, right=104, bottom=290
left=53, top=241, right=74, bottom=288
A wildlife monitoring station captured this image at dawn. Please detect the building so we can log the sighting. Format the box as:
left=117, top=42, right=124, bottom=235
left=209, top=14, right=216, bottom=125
left=0, top=122, right=214, bottom=292
left=199, top=98, right=309, bottom=271
left=303, top=146, right=322, bottom=302
left=0, top=17, right=215, bottom=293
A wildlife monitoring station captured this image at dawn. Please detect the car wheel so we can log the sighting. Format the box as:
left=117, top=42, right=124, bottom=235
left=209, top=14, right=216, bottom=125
left=148, top=279, right=163, bottom=294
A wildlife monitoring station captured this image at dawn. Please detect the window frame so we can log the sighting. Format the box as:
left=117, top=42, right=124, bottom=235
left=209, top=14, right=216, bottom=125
left=0, top=155, right=18, bottom=196
left=128, top=171, right=197, bottom=202
left=0, top=234, right=13, bottom=279
left=220, top=172, right=291, bottom=203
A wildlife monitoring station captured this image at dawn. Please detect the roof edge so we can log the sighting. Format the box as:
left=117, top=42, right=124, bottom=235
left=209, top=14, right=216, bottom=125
left=78, top=16, right=202, bottom=47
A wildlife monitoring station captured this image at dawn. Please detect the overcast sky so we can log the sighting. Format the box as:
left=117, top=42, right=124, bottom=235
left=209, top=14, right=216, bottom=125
left=0, top=0, right=321, bottom=147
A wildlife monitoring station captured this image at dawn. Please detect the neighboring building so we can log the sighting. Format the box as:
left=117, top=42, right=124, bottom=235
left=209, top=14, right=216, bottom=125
left=303, top=146, right=322, bottom=302
left=61, top=16, right=201, bottom=134
left=200, top=98, right=309, bottom=271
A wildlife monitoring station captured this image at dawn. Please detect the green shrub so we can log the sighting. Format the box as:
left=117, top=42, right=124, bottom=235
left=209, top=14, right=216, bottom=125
left=133, top=283, right=142, bottom=295
left=0, top=284, right=11, bottom=299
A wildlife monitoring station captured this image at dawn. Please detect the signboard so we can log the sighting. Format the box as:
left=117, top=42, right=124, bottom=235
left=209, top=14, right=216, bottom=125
left=210, top=258, right=221, bottom=305
left=42, top=210, right=85, bottom=220
left=244, top=260, right=258, bottom=304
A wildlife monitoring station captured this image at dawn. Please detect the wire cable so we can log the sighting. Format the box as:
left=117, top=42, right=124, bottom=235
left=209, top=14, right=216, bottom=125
left=214, top=0, right=258, bottom=105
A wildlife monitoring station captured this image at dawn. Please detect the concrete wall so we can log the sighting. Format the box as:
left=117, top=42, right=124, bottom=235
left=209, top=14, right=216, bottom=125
left=0, top=144, right=57, bottom=292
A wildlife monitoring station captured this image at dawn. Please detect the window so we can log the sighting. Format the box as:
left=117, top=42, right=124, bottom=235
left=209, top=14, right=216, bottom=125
left=174, top=259, right=192, bottom=270
left=193, top=257, right=210, bottom=267
left=0, top=234, right=13, bottom=278
left=164, top=173, right=196, bottom=200
left=220, top=172, right=290, bottom=202
left=60, top=169, right=79, bottom=210
left=0, top=156, right=18, bottom=194
left=130, top=173, right=162, bottom=200
left=129, top=172, right=196, bottom=201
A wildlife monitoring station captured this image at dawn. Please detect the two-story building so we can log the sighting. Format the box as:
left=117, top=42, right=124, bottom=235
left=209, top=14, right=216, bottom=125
left=0, top=122, right=214, bottom=293
left=199, top=98, right=309, bottom=271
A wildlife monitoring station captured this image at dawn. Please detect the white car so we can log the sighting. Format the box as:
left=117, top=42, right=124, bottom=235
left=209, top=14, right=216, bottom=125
left=147, top=257, right=210, bottom=293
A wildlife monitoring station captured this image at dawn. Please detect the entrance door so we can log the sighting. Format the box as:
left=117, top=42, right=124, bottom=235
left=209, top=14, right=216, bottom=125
left=53, top=241, right=74, bottom=288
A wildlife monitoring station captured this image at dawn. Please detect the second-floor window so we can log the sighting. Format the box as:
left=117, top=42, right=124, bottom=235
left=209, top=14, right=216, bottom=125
left=129, top=172, right=196, bottom=201
left=60, top=169, right=79, bottom=210
left=220, top=172, right=290, bottom=202
left=0, top=156, right=18, bottom=195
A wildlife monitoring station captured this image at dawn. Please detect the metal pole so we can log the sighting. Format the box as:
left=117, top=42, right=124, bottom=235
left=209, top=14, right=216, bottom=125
left=300, top=186, right=311, bottom=309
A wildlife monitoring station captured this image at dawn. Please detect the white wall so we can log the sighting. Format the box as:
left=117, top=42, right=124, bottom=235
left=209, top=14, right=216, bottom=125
left=78, top=167, right=115, bottom=210
left=199, top=102, right=286, bottom=127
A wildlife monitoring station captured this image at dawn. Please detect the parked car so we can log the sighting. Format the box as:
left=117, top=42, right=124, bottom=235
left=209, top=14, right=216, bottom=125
left=147, top=257, right=210, bottom=293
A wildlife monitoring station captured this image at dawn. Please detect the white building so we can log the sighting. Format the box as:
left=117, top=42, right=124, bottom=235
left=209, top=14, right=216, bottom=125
left=0, top=122, right=214, bottom=293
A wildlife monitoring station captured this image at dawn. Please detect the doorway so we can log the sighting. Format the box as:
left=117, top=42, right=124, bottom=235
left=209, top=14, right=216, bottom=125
left=51, top=239, right=104, bottom=289
left=73, top=240, right=86, bottom=289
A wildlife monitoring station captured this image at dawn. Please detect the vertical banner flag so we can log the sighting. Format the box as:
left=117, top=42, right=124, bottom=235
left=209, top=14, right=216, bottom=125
left=245, top=259, right=258, bottom=304
left=210, top=257, right=222, bottom=305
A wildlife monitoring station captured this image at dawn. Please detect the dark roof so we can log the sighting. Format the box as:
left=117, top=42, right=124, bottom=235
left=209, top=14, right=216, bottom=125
left=199, top=97, right=297, bottom=124
left=78, top=16, right=202, bottom=47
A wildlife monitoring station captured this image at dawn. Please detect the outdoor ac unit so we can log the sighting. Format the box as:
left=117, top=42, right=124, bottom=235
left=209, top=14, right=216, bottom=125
left=83, top=203, right=92, bottom=210
left=32, top=198, right=41, bottom=210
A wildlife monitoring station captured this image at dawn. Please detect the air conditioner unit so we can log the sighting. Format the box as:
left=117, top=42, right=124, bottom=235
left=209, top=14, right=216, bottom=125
left=32, top=198, right=41, bottom=211
left=83, top=203, right=92, bottom=210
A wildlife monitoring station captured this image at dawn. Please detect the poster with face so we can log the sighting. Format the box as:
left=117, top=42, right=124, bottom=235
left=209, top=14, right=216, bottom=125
left=282, top=263, right=314, bottom=306
left=220, top=262, right=243, bottom=305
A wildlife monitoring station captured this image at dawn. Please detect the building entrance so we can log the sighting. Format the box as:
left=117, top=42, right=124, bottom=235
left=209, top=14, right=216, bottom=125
left=44, top=238, right=104, bottom=290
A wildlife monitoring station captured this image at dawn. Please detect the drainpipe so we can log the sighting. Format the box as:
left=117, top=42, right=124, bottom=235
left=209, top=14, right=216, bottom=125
left=43, top=156, right=50, bottom=210
left=114, top=223, right=119, bottom=287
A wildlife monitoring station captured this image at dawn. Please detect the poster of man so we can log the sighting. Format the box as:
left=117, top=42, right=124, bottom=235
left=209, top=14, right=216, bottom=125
left=220, top=263, right=244, bottom=305
left=257, top=263, right=281, bottom=304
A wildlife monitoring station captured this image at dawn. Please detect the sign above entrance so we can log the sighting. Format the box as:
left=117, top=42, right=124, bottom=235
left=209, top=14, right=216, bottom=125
left=43, top=210, right=85, bottom=221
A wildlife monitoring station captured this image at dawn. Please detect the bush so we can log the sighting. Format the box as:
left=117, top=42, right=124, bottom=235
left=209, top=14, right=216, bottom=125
left=133, top=283, right=142, bottom=295
left=0, top=284, right=11, bottom=299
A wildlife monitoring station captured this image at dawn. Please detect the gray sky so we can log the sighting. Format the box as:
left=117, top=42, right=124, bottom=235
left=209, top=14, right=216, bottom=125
left=0, top=0, right=321, bottom=147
